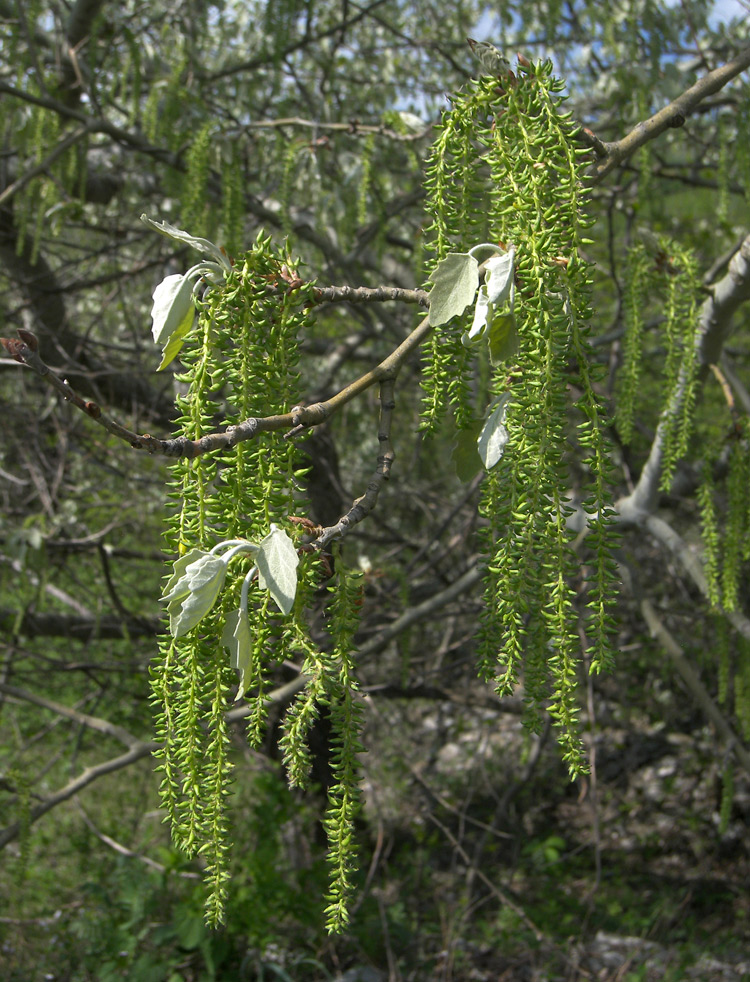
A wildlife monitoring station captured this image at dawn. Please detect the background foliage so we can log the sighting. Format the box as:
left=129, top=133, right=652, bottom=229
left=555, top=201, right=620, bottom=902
left=2, top=0, right=750, bottom=979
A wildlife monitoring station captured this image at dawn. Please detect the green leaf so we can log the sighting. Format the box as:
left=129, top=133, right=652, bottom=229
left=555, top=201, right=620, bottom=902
left=477, top=393, right=511, bottom=470
left=222, top=608, right=253, bottom=699
left=256, top=525, right=299, bottom=615
left=160, top=549, right=229, bottom=637
left=157, top=305, right=197, bottom=371
left=488, top=310, right=519, bottom=366
left=461, top=248, right=515, bottom=347
left=150, top=273, right=196, bottom=345
left=451, top=419, right=484, bottom=482
left=427, top=252, right=479, bottom=327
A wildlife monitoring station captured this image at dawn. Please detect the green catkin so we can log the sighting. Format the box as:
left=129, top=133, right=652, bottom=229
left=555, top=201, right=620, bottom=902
left=635, top=90, right=653, bottom=217
left=736, top=637, right=750, bottom=742
left=149, top=235, right=351, bottom=925
left=424, top=62, right=616, bottom=772
left=182, top=122, right=214, bottom=236
left=721, top=439, right=748, bottom=612
left=220, top=144, right=244, bottom=257
left=659, top=244, right=701, bottom=491
left=279, top=138, right=301, bottom=238
left=357, top=134, right=375, bottom=228
left=323, top=565, right=365, bottom=934
left=737, top=86, right=750, bottom=203
left=618, top=244, right=650, bottom=444
left=698, top=463, right=722, bottom=608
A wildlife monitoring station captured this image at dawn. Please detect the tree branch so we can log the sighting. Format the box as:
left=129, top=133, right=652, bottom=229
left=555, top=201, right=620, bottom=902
left=617, top=233, right=750, bottom=522
left=589, top=46, right=750, bottom=184
left=0, top=675, right=318, bottom=849
left=2, top=302, right=435, bottom=459
left=643, top=514, right=750, bottom=642
left=0, top=741, right=158, bottom=850
left=312, top=284, right=429, bottom=307
left=202, top=0, right=393, bottom=82
left=0, top=682, right=144, bottom=748
left=0, top=606, right=160, bottom=642
left=241, top=116, right=431, bottom=143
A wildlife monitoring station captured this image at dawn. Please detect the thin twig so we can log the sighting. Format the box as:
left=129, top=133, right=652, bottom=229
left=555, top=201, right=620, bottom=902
left=425, top=808, right=544, bottom=941
left=315, top=377, right=396, bottom=547
left=0, top=125, right=90, bottom=206
left=75, top=801, right=201, bottom=878
left=240, top=116, right=431, bottom=143
left=0, top=675, right=316, bottom=849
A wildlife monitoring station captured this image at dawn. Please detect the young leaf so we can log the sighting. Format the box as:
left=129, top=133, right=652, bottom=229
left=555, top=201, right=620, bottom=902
left=427, top=253, right=479, bottom=327
left=462, top=284, right=493, bottom=346
left=150, top=273, right=196, bottom=345
left=477, top=393, right=511, bottom=470
left=157, top=306, right=199, bottom=371
left=160, top=549, right=229, bottom=637
left=485, top=248, right=515, bottom=305
left=256, top=525, right=299, bottom=615
left=140, top=215, right=232, bottom=270
left=488, top=310, right=519, bottom=365
left=222, top=608, right=253, bottom=699
left=467, top=38, right=513, bottom=77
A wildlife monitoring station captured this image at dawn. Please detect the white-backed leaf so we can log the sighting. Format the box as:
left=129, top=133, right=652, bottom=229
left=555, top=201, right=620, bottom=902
left=160, top=550, right=228, bottom=637
left=222, top=608, right=253, bottom=700
left=468, top=39, right=512, bottom=76
left=256, top=525, right=299, bottom=615
left=427, top=253, right=479, bottom=327
left=160, top=548, right=208, bottom=600
left=462, top=285, right=493, bottom=345
left=140, top=215, right=230, bottom=268
left=485, top=248, right=515, bottom=305
left=477, top=393, right=511, bottom=470
left=150, top=273, right=195, bottom=344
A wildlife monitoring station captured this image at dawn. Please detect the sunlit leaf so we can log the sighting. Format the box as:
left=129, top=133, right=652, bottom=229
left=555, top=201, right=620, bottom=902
left=160, top=549, right=229, bottom=637
left=484, top=248, right=515, bottom=305
left=157, top=305, right=198, bottom=370
left=467, top=38, right=512, bottom=76
left=140, top=215, right=231, bottom=269
left=427, top=253, right=479, bottom=327
left=477, top=393, right=511, bottom=470
left=488, top=310, right=519, bottom=365
left=462, top=285, right=493, bottom=346
left=222, top=608, right=253, bottom=699
left=256, top=525, right=299, bottom=615
left=150, top=273, right=196, bottom=345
